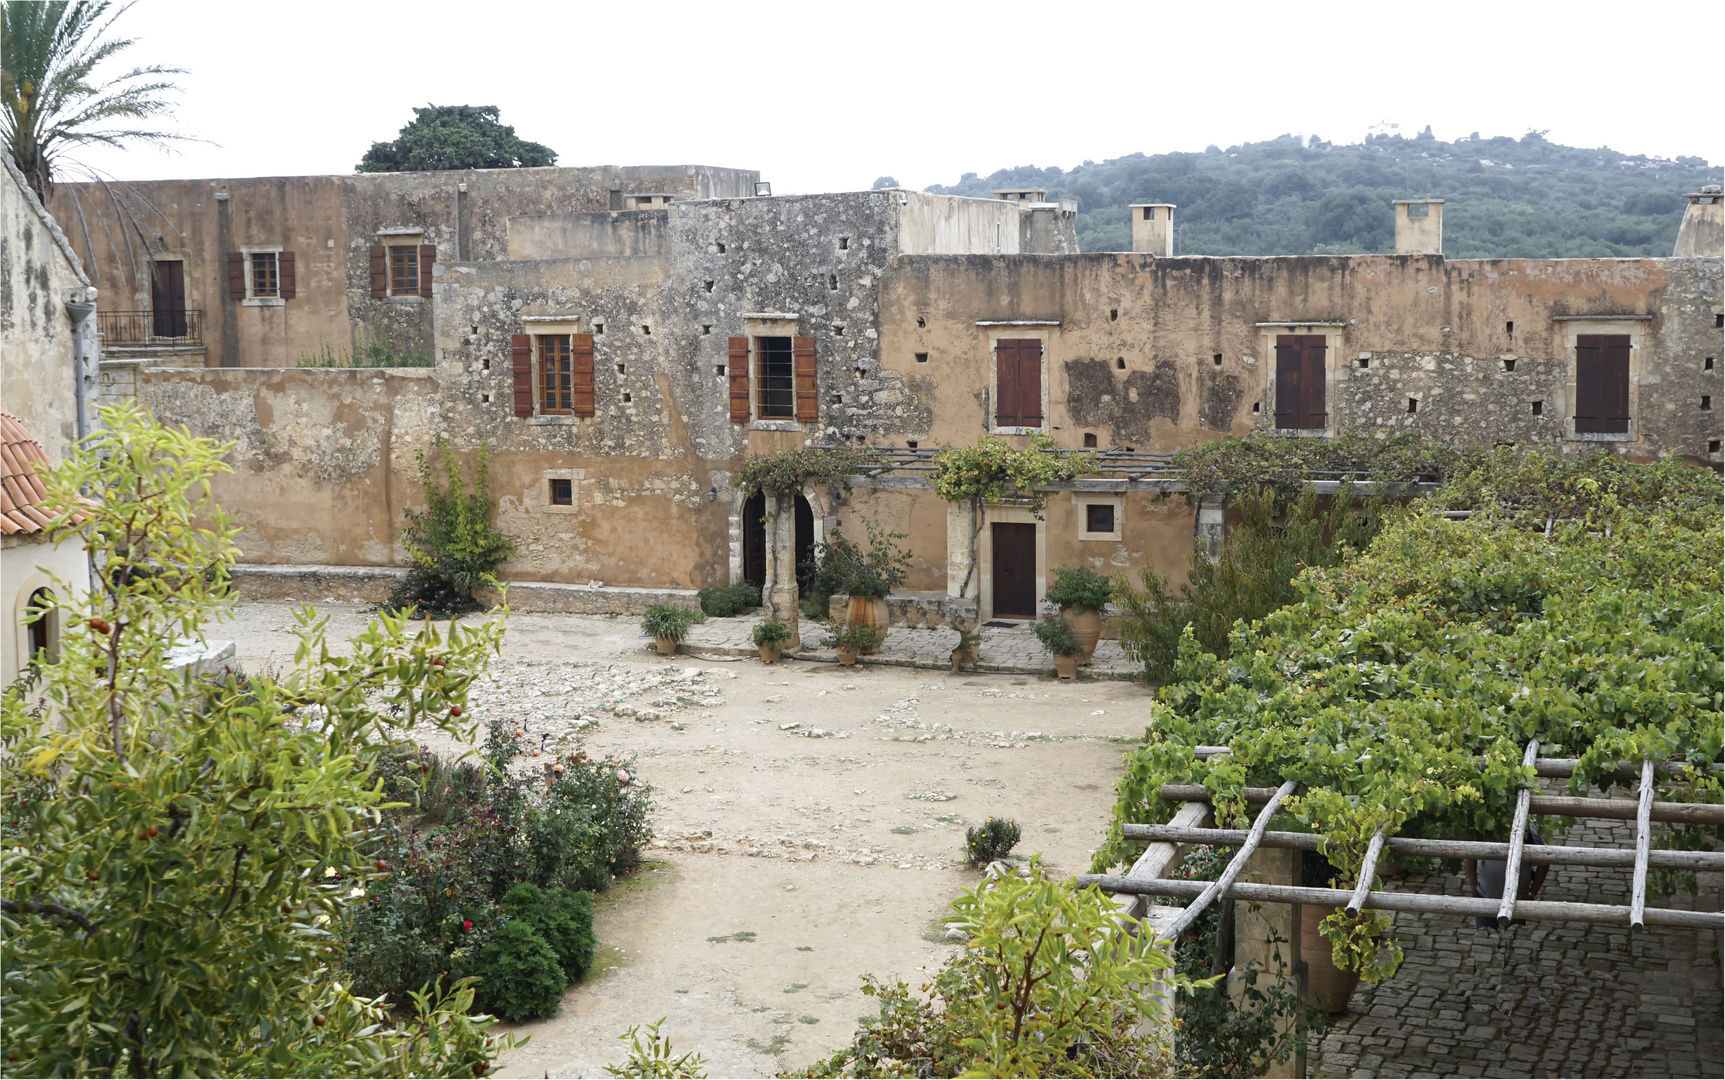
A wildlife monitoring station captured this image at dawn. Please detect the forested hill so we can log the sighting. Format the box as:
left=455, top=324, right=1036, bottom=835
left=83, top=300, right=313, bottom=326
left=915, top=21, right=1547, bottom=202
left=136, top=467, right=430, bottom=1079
left=921, top=131, right=1721, bottom=258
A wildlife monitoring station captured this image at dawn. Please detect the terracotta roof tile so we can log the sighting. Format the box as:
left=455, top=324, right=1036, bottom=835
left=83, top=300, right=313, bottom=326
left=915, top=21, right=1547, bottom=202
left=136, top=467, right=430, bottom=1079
left=1, top=412, right=64, bottom=535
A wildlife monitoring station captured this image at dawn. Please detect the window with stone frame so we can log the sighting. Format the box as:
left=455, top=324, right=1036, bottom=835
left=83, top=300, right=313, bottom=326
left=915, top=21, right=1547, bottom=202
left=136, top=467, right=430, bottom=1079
left=754, top=336, right=796, bottom=418
left=538, top=335, right=573, bottom=415
left=249, top=251, right=279, bottom=298
left=389, top=247, right=420, bottom=296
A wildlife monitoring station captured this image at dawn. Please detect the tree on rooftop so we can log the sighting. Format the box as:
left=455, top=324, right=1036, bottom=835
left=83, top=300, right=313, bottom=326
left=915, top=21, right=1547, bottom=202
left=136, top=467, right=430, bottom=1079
left=0, top=0, right=190, bottom=197
left=357, top=105, right=556, bottom=173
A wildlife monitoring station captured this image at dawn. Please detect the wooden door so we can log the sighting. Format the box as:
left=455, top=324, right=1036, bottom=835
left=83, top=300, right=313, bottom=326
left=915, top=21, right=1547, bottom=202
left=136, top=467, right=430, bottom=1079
left=1574, top=334, right=1631, bottom=433
left=151, top=260, right=186, bottom=337
left=1273, top=335, right=1327, bottom=430
left=992, top=522, right=1037, bottom=619
left=995, top=339, right=1044, bottom=427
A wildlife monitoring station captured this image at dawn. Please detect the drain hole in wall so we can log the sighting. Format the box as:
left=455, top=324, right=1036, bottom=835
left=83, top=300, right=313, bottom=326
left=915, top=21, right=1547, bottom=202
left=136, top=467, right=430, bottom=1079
left=1532, top=400, right=1543, bottom=416
left=1115, top=357, right=1125, bottom=370
left=622, top=392, right=631, bottom=403
left=915, top=352, right=928, bottom=363
left=1212, top=353, right=1222, bottom=366
left=1504, top=358, right=1516, bottom=372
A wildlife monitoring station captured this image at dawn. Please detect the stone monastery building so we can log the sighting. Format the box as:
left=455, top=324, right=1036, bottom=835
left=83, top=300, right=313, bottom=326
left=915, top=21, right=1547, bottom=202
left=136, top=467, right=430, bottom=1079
left=51, top=166, right=1724, bottom=626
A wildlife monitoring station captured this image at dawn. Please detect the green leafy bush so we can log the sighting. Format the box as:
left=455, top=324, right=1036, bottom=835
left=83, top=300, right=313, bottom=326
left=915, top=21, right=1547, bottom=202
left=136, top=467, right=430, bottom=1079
left=736, top=445, right=883, bottom=499
left=795, top=859, right=1184, bottom=1078
left=804, top=517, right=912, bottom=601
left=823, top=622, right=885, bottom=652
left=1032, top=614, right=1084, bottom=658
left=932, top=433, right=1096, bottom=518
left=964, top=816, right=1023, bottom=865
left=501, top=883, right=597, bottom=985
left=1044, top=565, right=1114, bottom=612
left=641, top=603, right=700, bottom=641
left=751, top=620, right=793, bottom=648
left=387, top=440, right=515, bottom=615
left=473, top=918, right=566, bottom=1021
left=0, top=402, right=517, bottom=1077
left=697, top=581, right=760, bottom=617
left=604, top=1018, right=709, bottom=1078
left=383, top=566, right=485, bottom=619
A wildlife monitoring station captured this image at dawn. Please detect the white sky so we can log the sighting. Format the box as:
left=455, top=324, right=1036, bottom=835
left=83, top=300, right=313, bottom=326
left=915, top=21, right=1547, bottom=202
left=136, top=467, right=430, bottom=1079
left=73, top=0, right=1722, bottom=193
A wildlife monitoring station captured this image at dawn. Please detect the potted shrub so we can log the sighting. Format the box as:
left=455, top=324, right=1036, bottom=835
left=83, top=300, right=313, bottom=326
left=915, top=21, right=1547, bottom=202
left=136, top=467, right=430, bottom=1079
left=808, top=519, right=911, bottom=654
left=1033, top=614, right=1084, bottom=679
left=1045, top=566, right=1113, bottom=665
left=640, top=603, right=697, bottom=655
left=824, top=622, right=885, bottom=667
left=752, top=619, right=793, bottom=663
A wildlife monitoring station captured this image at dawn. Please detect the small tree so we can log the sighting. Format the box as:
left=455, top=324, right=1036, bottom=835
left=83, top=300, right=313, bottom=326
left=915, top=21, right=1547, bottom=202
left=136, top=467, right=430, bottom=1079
left=357, top=105, right=556, bottom=173
left=0, top=402, right=516, bottom=1077
left=392, top=440, right=515, bottom=615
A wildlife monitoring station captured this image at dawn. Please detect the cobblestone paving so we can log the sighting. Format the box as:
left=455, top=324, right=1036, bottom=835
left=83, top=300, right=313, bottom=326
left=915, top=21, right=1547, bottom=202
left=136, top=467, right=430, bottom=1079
left=1311, top=808, right=1722, bottom=1079
left=682, top=615, right=1134, bottom=677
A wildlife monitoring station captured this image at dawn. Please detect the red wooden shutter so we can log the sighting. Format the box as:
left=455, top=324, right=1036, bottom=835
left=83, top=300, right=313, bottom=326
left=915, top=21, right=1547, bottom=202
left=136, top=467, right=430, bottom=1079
left=278, top=251, right=296, bottom=299
left=418, top=244, right=435, bottom=297
left=793, top=336, right=817, bottom=422
left=369, top=246, right=387, bottom=298
left=511, top=334, right=533, bottom=417
left=571, top=333, right=595, bottom=418
left=1300, top=337, right=1327, bottom=429
left=728, top=337, right=751, bottom=422
left=226, top=252, right=245, bottom=300
left=1274, top=337, right=1301, bottom=429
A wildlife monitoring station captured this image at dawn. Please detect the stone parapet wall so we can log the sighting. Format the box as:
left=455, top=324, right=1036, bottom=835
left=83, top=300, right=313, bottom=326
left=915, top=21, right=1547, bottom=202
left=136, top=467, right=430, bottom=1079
left=474, top=581, right=698, bottom=616
left=229, top=563, right=698, bottom=616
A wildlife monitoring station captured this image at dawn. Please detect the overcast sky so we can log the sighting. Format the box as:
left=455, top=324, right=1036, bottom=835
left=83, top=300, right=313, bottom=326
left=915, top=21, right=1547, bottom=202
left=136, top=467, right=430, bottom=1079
left=73, top=0, right=1721, bottom=193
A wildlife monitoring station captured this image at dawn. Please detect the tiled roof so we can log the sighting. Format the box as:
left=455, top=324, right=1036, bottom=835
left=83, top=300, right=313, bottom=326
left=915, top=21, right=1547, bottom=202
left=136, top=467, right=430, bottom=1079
left=1, top=412, right=61, bottom=535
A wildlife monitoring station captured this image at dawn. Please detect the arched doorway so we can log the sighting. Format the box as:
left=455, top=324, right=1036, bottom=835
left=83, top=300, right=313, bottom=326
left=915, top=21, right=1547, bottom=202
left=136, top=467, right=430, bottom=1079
left=741, top=492, right=814, bottom=589
left=24, top=588, right=55, bottom=664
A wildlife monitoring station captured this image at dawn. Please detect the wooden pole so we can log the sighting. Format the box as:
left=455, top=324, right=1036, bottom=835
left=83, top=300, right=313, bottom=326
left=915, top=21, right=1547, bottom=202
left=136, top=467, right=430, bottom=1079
left=1497, top=740, right=1541, bottom=928
left=1120, top=824, right=1725, bottom=872
left=1346, top=828, right=1387, bottom=918
left=1153, top=785, right=1724, bottom=826
left=1631, top=758, right=1655, bottom=931
left=1075, top=875, right=1725, bottom=932
left=1113, top=800, right=1211, bottom=922
left=1157, top=779, right=1297, bottom=942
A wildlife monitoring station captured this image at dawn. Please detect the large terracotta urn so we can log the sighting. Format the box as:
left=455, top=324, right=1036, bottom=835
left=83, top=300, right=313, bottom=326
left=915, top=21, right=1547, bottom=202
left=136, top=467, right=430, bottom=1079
left=847, top=595, right=888, bottom=654
left=1300, top=904, right=1361, bottom=1014
left=1063, top=607, right=1102, bottom=665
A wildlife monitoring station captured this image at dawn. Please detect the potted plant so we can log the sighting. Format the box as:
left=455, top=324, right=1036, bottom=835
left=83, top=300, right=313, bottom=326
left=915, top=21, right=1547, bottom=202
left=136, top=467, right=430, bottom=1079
left=752, top=619, right=793, bottom=663
left=640, top=603, right=698, bottom=655
left=824, top=622, right=885, bottom=667
left=1045, top=566, right=1113, bottom=665
left=1033, top=614, right=1084, bottom=679
left=809, top=519, right=911, bottom=654
left=1301, top=851, right=1362, bottom=1013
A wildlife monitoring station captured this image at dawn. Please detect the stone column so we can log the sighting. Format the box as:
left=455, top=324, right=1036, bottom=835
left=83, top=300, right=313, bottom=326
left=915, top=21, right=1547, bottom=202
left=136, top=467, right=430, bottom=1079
left=1231, top=846, right=1306, bottom=1079
left=1197, top=494, right=1226, bottom=562
left=762, top=491, right=801, bottom=649
left=946, top=497, right=978, bottom=598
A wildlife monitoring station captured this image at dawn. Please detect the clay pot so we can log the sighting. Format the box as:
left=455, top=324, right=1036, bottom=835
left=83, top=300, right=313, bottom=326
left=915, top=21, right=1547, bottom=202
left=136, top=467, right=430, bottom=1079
left=847, top=595, right=888, bottom=654
left=1064, top=607, right=1102, bottom=665
left=1052, top=654, right=1079, bottom=680
left=836, top=646, right=859, bottom=667
left=1300, top=904, right=1361, bottom=1014
left=758, top=645, right=782, bottom=664
left=653, top=636, right=678, bottom=655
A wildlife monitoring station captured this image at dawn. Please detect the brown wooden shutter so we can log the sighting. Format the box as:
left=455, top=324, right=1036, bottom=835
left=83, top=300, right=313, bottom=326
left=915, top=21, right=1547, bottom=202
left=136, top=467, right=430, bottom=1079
left=793, top=336, right=818, bottom=422
left=227, top=252, right=245, bottom=300
left=277, top=251, right=296, bottom=299
left=1300, top=337, right=1326, bottom=430
left=995, top=339, right=1042, bottom=427
left=1575, top=334, right=1630, bottom=433
left=1274, top=337, right=1301, bottom=429
left=728, top=337, right=751, bottom=422
left=1274, top=336, right=1326, bottom=429
left=1018, top=340, right=1043, bottom=426
left=511, top=334, right=534, bottom=417
left=418, top=244, right=435, bottom=297
left=369, top=246, right=387, bottom=298
left=571, top=333, right=596, bottom=418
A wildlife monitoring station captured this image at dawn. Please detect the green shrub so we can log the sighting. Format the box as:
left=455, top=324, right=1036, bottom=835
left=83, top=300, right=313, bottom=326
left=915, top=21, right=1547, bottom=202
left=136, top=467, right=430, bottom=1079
left=1032, top=614, right=1084, bottom=657
left=502, top=883, right=597, bottom=984
left=474, top=918, right=566, bottom=1021
left=751, top=620, right=793, bottom=648
left=391, top=441, right=515, bottom=611
left=604, top=1018, right=709, bottom=1079
left=1044, top=565, right=1114, bottom=612
left=381, top=566, right=483, bottom=620
left=799, top=594, right=830, bottom=620
left=697, top=581, right=760, bottom=618
left=823, top=622, right=885, bottom=652
left=964, top=816, right=1022, bottom=865
left=804, top=518, right=911, bottom=602
left=641, top=603, right=699, bottom=641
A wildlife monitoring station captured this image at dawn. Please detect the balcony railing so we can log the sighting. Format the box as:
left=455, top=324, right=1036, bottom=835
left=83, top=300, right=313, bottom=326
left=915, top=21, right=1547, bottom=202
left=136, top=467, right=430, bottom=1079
left=97, top=309, right=203, bottom=347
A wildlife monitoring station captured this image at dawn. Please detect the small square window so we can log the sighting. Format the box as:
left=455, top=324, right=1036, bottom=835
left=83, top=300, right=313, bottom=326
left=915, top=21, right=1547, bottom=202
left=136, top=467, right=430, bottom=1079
left=1503, top=358, right=1516, bottom=373
left=716, top=365, right=726, bottom=376
left=914, top=352, right=929, bottom=363
left=622, top=392, right=632, bottom=403
left=701, top=325, right=712, bottom=335
left=594, top=323, right=605, bottom=335
left=838, top=237, right=850, bottom=250
left=617, top=363, right=626, bottom=374
left=1085, top=503, right=1115, bottom=534
left=1359, top=356, right=1371, bottom=369
left=1407, top=398, right=1419, bottom=414
left=1711, top=440, right=1722, bottom=453
left=1212, top=353, right=1223, bottom=366
left=1532, top=400, right=1544, bottom=416
left=1082, top=432, right=1097, bottom=448
left=705, top=280, right=715, bottom=293
left=1706, top=358, right=1715, bottom=371
left=549, top=479, right=573, bottom=506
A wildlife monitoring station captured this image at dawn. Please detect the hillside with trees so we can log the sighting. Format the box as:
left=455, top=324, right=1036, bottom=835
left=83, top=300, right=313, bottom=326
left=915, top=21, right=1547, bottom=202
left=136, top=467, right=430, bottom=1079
left=923, top=129, right=1721, bottom=258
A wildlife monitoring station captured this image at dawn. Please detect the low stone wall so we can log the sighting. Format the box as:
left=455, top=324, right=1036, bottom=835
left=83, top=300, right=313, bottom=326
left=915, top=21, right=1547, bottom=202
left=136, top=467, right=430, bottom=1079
left=474, top=581, right=698, bottom=615
left=230, top=564, right=696, bottom=615
left=826, top=591, right=1122, bottom=637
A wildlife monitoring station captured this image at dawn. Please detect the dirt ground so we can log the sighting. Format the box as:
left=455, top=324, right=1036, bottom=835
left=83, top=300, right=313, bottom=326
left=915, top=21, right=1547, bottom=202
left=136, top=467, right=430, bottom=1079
left=217, top=602, right=1155, bottom=1078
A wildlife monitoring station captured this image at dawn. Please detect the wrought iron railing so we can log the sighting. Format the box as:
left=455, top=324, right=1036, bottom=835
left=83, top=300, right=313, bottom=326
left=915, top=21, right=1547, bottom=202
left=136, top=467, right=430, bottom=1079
left=96, top=309, right=203, bottom=346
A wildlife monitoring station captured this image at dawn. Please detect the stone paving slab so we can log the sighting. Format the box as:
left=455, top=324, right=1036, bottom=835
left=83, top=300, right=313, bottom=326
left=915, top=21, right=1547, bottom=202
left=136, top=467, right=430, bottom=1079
left=680, top=614, right=1135, bottom=677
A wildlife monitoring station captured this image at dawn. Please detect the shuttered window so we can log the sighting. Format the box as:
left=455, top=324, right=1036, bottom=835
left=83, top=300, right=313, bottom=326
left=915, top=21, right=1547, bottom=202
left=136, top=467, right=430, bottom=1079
left=569, top=333, right=595, bottom=417
left=1273, top=335, right=1328, bottom=430
left=793, top=336, right=817, bottom=422
left=390, top=248, right=419, bottom=295
left=728, top=338, right=751, bottom=422
left=227, top=252, right=245, bottom=300
left=538, top=335, right=574, bottom=415
left=755, top=336, right=795, bottom=418
left=250, top=252, right=279, bottom=297
left=370, top=246, right=388, bottom=298
left=995, top=339, right=1044, bottom=428
left=511, top=335, right=533, bottom=417
left=278, top=251, right=296, bottom=299
left=1574, top=334, right=1631, bottom=433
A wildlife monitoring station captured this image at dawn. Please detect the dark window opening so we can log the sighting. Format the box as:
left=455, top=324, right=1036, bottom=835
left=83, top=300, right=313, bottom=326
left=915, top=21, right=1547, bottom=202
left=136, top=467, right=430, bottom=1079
left=1532, top=400, right=1544, bottom=416
left=641, top=324, right=651, bottom=335
left=594, top=323, right=604, bottom=334
left=907, top=440, right=918, bottom=449
left=250, top=252, right=279, bottom=297
left=1115, top=357, right=1125, bottom=370
left=25, top=588, right=53, bottom=663
left=1504, top=358, right=1516, bottom=372
left=622, top=392, right=632, bottom=403
left=1109, top=309, right=1118, bottom=321
left=702, top=325, right=712, bottom=335
left=831, top=393, right=843, bottom=404
left=838, top=237, right=849, bottom=250
left=1082, top=432, right=1097, bottom=448
left=481, top=357, right=490, bottom=370
left=549, top=479, right=573, bottom=506
left=1212, top=353, right=1223, bottom=366
left=715, top=241, right=726, bottom=253
left=538, top=335, right=573, bottom=415
left=1711, top=440, right=1722, bottom=453
left=1407, top=398, right=1419, bottom=414
left=470, top=325, right=479, bottom=335
left=481, top=393, right=490, bottom=403
left=1085, top=503, right=1115, bottom=534
left=1142, top=207, right=1153, bottom=220
left=832, top=324, right=845, bottom=335
left=716, top=365, right=726, bottom=376
left=1252, top=401, right=1261, bottom=413
left=1359, top=356, right=1370, bottom=369
left=704, top=280, right=714, bottom=293
left=916, top=316, right=926, bottom=328
left=1706, top=358, right=1715, bottom=371
left=1506, top=321, right=1514, bottom=336
left=1716, top=314, right=1723, bottom=328
left=1704, top=396, right=1713, bottom=411
left=829, top=275, right=839, bottom=291
left=389, top=247, right=418, bottom=295
left=755, top=336, right=795, bottom=418
left=915, top=352, right=929, bottom=363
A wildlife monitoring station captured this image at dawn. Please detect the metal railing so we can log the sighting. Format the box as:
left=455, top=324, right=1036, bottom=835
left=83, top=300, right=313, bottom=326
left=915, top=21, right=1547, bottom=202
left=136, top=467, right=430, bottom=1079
left=96, top=309, right=203, bottom=346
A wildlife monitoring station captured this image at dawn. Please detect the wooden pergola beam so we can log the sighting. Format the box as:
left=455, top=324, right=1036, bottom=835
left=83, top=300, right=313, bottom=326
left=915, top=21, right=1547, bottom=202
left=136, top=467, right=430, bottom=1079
left=1497, top=740, right=1541, bottom=927
left=1187, top=746, right=1722, bottom=785
left=1632, top=758, right=1655, bottom=931
left=1156, top=780, right=1296, bottom=942
left=1153, top=785, right=1725, bottom=826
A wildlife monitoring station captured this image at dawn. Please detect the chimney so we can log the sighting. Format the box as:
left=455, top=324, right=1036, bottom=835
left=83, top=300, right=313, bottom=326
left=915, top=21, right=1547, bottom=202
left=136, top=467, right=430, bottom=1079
left=1673, top=185, right=1723, bottom=257
left=1394, top=199, right=1443, bottom=255
left=1129, top=203, right=1175, bottom=256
